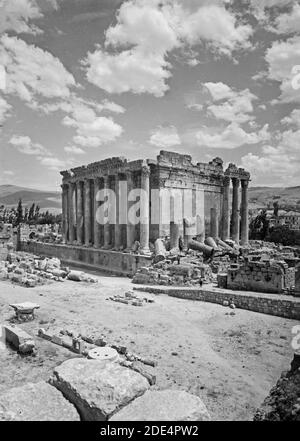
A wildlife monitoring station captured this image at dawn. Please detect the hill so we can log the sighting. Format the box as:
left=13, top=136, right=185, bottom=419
left=248, top=186, right=300, bottom=211
left=0, top=185, right=61, bottom=214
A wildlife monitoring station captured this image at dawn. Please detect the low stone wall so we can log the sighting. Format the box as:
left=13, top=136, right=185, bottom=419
left=133, top=285, right=300, bottom=320
left=227, top=260, right=295, bottom=294
left=19, top=241, right=151, bottom=276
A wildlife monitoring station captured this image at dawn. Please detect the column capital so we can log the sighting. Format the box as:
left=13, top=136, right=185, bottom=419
left=231, top=177, right=240, bottom=187
left=141, top=164, right=150, bottom=177
left=103, top=175, right=110, bottom=185
left=223, top=176, right=231, bottom=187
left=241, top=179, right=249, bottom=189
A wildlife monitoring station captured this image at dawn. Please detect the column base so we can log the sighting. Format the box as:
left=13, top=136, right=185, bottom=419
left=139, top=247, right=152, bottom=256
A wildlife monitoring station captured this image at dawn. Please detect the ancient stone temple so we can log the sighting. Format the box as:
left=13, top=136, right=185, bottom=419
left=60, top=150, right=250, bottom=256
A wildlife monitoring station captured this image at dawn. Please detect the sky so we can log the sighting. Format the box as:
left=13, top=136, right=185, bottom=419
left=0, top=0, right=300, bottom=191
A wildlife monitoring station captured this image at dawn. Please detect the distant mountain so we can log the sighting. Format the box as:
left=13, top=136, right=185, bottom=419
left=0, top=185, right=61, bottom=214
left=248, top=186, right=300, bottom=211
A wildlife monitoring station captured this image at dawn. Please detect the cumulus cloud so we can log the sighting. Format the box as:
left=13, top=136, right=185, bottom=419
left=273, top=3, right=300, bottom=34
left=0, top=0, right=42, bottom=34
left=149, top=125, right=181, bottom=148
left=196, top=122, right=270, bottom=149
left=64, top=145, right=85, bottom=155
left=204, top=82, right=257, bottom=123
left=246, top=0, right=295, bottom=21
left=281, top=109, right=300, bottom=127
left=0, top=35, right=76, bottom=104
left=0, top=96, right=11, bottom=125
left=265, top=35, right=300, bottom=103
left=83, top=0, right=253, bottom=97
left=9, top=134, right=67, bottom=170
left=241, top=127, right=300, bottom=186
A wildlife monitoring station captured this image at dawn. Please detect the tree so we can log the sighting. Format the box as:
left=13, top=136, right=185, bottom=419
left=267, top=226, right=298, bottom=246
left=16, top=199, right=23, bottom=225
left=28, top=203, right=35, bottom=221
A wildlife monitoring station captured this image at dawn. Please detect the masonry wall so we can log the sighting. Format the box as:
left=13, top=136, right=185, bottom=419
left=19, top=241, right=151, bottom=276
left=135, top=286, right=300, bottom=320
left=227, top=261, right=295, bottom=294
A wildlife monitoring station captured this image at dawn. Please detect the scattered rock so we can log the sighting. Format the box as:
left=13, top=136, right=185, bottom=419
left=110, top=390, right=211, bottom=421
left=0, top=382, right=80, bottom=421
left=50, top=358, right=150, bottom=421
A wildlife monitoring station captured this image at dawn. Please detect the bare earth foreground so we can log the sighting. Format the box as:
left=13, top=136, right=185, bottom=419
left=0, top=274, right=296, bottom=421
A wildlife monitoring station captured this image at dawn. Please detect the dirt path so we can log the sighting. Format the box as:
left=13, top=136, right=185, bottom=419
left=0, top=275, right=296, bottom=421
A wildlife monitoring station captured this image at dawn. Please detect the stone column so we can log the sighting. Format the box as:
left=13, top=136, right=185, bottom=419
left=93, top=177, right=101, bottom=248
left=139, top=163, right=151, bottom=255
left=114, top=174, right=122, bottom=250
left=221, top=176, right=230, bottom=241
left=76, top=181, right=84, bottom=245
left=84, top=179, right=91, bottom=246
left=103, top=175, right=111, bottom=249
left=61, top=184, right=68, bottom=244
left=210, top=207, right=219, bottom=239
left=126, top=171, right=136, bottom=251
left=231, top=177, right=240, bottom=244
left=170, top=221, right=180, bottom=251
left=68, top=182, right=76, bottom=244
left=240, top=179, right=249, bottom=246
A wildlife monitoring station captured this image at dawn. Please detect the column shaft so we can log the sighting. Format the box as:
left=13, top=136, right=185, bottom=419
left=61, top=184, right=68, bottom=243
left=68, top=183, right=75, bottom=244
left=240, top=180, right=249, bottom=245
left=126, top=171, right=136, bottom=250
left=231, top=177, right=240, bottom=243
left=139, top=164, right=151, bottom=255
left=76, top=181, right=84, bottom=245
left=222, top=177, right=230, bottom=241
left=84, top=179, right=91, bottom=246
left=114, top=174, right=122, bottom=250
left=94, top=177, right=101, bottom=248
left=103, top=176, right=111, bottom=248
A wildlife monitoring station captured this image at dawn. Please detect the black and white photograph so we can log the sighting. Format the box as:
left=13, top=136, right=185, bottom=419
left=0, top=0, right=299, bottom=426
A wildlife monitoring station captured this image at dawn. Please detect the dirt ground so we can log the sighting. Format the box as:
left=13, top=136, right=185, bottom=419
left=0, top=274, right=296, bottom=421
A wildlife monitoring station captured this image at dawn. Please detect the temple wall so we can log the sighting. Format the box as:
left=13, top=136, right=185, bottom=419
left=19, top=241, right=151, bottom=276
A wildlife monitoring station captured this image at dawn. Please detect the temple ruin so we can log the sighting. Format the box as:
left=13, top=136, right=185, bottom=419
left=60, top=151, right=251, bottom=262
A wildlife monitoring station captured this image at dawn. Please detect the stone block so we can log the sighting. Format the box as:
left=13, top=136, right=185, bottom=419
left=3, top=324, right=35, bottom=354
left=110, top=390, right=211, bottom=421
left=0, top=382, right=79, bottom=421
left=50, top=358, right=150, bottom=421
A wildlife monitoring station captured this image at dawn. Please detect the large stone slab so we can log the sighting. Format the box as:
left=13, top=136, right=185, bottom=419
left=3, top=324, right=35, bottom=354
left=110, top=390, right=211, bottom=421
left=50, top=358, right=150, bottom=421
left=0, top=382, right=80, bottom=421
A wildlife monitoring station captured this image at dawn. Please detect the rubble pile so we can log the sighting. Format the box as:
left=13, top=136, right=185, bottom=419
left=107, top=290, right=155, bottom=307
left=0, top=251, right=98, bottom=287
left=133, top=259, right=214, bottom=287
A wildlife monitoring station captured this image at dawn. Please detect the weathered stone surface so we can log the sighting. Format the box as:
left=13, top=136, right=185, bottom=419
left=0, top=382, right=80, bottom=421
left=50, top=358, right=150, bottom=421
left=110, top=390, right=211, bottom=421
left=3, top=324, right=35, bottom=354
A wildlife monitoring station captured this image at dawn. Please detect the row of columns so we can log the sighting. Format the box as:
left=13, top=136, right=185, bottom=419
left=221, top=176, right=249, bottom=245
left=61, top=165, right=151, bottom=255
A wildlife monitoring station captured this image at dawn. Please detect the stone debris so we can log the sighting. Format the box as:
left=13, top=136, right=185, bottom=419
left=110, top=390, right=211, bottom=421
left=3, top=324, right=36, bottom=354
left=0, top=382, right=80, bottom=421
left=50, top=358, right=150, bottom=421
left=254, top=354, right=300, bottom=421
left=108, top=290, right=154, bottom=307
left=0, top=251, right=98, bottom=287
